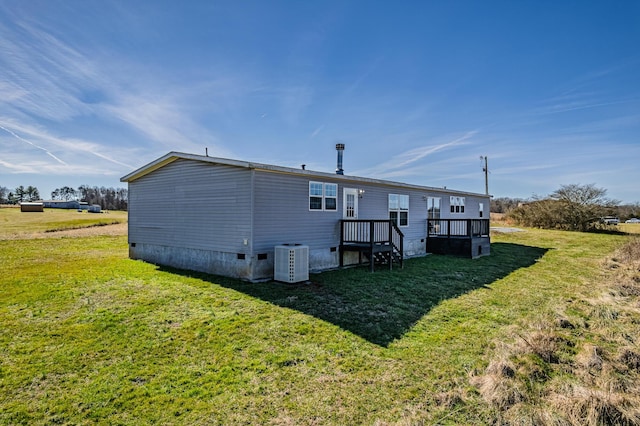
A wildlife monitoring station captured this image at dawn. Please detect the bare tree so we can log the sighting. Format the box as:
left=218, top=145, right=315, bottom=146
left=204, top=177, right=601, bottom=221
left=508, top=184, right=619, bottom=232
left=77, top=184, right=127, bottom=210
left=51, top=186, right=78, bottom=201
left=0, top=186, right=8, bottom=204
left=550, top=184, right=618, bottom=231
left=490, top=197, right=523, bottom=214
left=618, top=203, right=640, bottom=220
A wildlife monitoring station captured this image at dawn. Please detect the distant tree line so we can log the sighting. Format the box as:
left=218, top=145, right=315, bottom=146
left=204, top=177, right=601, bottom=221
left=491, top=184, right=639, bottom=232
left=618, top=203, right=640, bottom=220
left=53, top=185, right=128, bottom=211
left=0, top=184, right=127, bottom=211
left=490, top=197, right=525, bottom=214
left=0, top=185, right=40, bottom=203
left=505, top=183, right=635, bottom=232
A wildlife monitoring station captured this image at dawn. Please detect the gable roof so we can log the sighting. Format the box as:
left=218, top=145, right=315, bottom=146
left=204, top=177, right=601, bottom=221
left=121, top=151, right=488, bottom=198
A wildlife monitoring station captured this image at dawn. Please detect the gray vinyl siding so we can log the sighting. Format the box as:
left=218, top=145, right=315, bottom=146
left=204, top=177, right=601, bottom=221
left=128, top=159, right=252, bottom=253
left=252, top=171, right=342, bottom=252
left=251, top=173, right=489, bottom=253
left=441, top=193, right=488, bottom=219
left=352, top=185, right=428, bottom=237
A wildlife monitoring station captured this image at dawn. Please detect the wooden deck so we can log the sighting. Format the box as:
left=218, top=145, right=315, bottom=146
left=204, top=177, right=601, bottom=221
left=339, top=220, right=404, bottom=271
left=427, top=219, right=490, bottom=258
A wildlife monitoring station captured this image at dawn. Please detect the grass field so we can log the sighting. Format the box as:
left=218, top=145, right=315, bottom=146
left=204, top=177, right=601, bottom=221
left=1, top=210, right=639, bottom=424
left=618, top=222, right=640, bottom=234
left=0, top=207, right=127, bottom=238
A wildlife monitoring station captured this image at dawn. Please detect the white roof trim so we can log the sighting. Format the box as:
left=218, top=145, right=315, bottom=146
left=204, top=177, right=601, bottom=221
left=120, top=151, right=489, bottom=198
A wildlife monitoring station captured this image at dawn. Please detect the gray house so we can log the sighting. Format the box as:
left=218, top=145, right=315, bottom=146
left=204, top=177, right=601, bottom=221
left=120, top=150, right=490, bottom=281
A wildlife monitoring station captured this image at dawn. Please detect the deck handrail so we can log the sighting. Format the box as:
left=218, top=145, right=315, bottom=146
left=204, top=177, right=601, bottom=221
left=427, top=218, right=490, bottom=238
left=340, top=219, right=404, bottom=268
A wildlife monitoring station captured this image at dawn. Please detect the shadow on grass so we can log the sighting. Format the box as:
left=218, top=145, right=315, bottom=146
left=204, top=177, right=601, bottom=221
left=162, top=242, right=548, bottom=346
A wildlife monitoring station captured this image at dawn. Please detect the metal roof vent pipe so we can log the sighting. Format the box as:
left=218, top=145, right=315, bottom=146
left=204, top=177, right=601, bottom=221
left=335, top=143, right=345, bottom=175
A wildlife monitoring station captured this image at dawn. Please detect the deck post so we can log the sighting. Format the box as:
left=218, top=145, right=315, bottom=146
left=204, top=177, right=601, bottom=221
left=339, top=220, right=344, bottom=267
left=388, top=222, right=393, bottom=270
left=339, top=219, right=404, bottom=272
left=369, top=220, right=375, bottom=272
left=399, top=229, right=403, bottom=268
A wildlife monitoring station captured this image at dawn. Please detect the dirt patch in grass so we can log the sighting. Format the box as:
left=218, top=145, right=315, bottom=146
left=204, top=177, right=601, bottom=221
left=3, top=222, right=127, bottom=239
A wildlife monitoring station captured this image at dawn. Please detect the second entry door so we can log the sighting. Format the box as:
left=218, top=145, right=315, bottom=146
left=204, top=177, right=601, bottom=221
left=343, top=188, right=358, bottom=219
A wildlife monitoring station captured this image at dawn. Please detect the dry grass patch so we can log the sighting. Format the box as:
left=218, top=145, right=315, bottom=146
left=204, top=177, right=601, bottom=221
left=0, top=208, right=127, bottom=239
left=550, top=384, right=640, bottom=426
left=471, top=237, right=640, bottom=425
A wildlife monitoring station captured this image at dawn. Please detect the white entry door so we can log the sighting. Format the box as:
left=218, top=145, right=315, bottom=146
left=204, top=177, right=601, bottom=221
left=343, top=188, right=358, bottom=219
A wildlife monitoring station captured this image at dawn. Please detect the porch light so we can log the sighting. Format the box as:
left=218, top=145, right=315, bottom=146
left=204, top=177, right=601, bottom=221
left=358, top=189, right=365, bottom=198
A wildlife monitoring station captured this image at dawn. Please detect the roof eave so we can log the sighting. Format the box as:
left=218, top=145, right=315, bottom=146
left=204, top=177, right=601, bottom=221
left=120, top=151, right=489, bottom=198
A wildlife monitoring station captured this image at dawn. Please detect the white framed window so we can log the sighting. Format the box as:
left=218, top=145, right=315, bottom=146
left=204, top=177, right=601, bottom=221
left=450, top=196, right=465, bottom=214
left=427, top=197, right=441, bottom=219
left=389, top=194, right=409, bottom=226
left=309, top=182, right=337, bottom=211
left=324, top=183, right=337, bottom=210
left=479, top=202, right=484, bottom=218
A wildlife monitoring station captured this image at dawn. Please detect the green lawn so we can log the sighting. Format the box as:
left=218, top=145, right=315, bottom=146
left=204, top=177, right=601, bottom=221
left=1, top=214, right=638, bottom=424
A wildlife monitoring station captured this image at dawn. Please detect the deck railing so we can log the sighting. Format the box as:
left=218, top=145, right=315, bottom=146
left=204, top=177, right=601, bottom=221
left=340, top=219, right=404, bottom=268
left=427, top=219, right=490, bottom=238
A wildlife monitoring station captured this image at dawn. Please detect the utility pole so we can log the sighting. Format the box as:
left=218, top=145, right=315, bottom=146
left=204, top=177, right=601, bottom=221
left=480, top=156, right=489, bottom=195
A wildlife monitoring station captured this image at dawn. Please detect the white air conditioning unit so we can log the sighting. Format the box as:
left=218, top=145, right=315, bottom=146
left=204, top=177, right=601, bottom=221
left=274, top=244, right=309, bottom=283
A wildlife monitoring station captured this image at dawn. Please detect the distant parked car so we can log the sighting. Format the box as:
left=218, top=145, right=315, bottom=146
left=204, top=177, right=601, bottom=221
left=601, top=216, right=620, bottom=225
left=625, top=218, right=640, bottom=223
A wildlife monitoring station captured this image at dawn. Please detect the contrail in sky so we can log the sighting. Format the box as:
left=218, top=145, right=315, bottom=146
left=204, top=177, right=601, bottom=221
left=0, top=124, right=67, bottom=165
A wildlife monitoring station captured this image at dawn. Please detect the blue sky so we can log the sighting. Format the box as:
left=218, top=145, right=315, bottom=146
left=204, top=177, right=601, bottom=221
left=1, top=1, right=639, bottom=203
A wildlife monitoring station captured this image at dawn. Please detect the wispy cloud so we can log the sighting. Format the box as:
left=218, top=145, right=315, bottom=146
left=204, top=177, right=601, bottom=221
left=352, top=131, right=477, bottom=179
left=343, top=57, right=382, bottom=98
left=101, top=95, right=210, bottom=151
left=0, top=119, right=137, bottom=171
left=530, top=65, right=639, bottom=116
left=0, top=5, right=236, bottom=174
left=279, top=86, right=314, bottom=126
left=0, top=14, right=99, bottom=121
left=0, top=124, right=66, bottom=165
left=311, top=125, right=324, bottom=138
left=534, top=97, right=638, bottom=116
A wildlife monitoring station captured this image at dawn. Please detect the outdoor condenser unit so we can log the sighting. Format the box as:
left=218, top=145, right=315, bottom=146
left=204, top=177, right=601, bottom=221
left=274, top=244, right=309, bottom=283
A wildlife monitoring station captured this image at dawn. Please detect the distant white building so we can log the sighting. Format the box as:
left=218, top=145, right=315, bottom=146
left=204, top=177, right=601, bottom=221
left=42, top=200, right=89, bottom=210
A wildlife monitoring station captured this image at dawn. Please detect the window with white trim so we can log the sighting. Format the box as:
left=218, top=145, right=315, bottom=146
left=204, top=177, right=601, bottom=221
left=389, top=194, right=409, bottom=226
left=324, top=183, right=337, bottom=210
left=309, top=182, right=337, bottom=211
left=427, top=197, right=441, bottom=219
left=450, top=196, right=465, bottom=214
left=479, top=202, right=484, bottom=218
